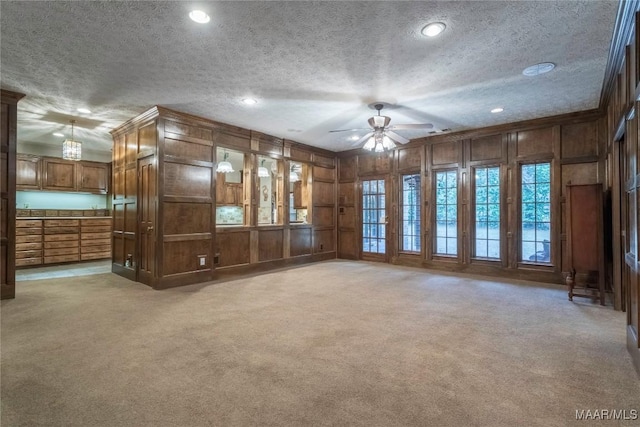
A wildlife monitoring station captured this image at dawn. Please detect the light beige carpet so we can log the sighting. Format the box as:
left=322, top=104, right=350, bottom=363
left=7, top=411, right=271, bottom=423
left=1, top=260, right=639, bottom=426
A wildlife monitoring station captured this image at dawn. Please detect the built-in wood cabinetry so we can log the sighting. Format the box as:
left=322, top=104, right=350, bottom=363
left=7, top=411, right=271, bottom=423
left=16, top=155, right=40, bottom=190
left=215, top=173, right=242, bottom=206
left=16, top=154, right=110, bottom=194
left=15, top=216, right=111, bottom=267
left=111, top=106, right=336, bottom=290
left=1, top=89, right=24, bottom=299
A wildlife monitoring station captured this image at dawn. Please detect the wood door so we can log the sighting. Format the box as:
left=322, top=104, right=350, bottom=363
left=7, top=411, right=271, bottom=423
left=360, top=177, right=390, bottom=262
left=16, top=155, right=40, bottom=190
left=43, top=158, right=76, bottom=191
left=77, top=162, right=109, bottom=194
left=138, top=156, right=156, bottom=285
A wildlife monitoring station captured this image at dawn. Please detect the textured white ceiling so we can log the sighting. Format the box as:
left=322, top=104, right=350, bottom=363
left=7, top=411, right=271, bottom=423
left=0, top=1, right=617, bottom=154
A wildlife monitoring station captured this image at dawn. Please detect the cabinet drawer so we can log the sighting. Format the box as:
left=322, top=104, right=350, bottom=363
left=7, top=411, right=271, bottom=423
left=81, top=226, right=111, bottom=233
left=81, top=238, right=111, bottom=247
left=16, top=227, right=42, bottom=236
left=16, top=257, right=42, bottom=267
left=44, top=227, right=79, bottom=234
left=44, top=234, right=78, bottom=242
left=16, top=242, right=42, bottom=251
left=16, top=235, right=43, bottom=243
left=44, top=219, right=79, bottom=227
left=16, top=220, right=42, bottom=228
left=44, top=247, right=79, bottom=257
left=81, top=218, right=112, bottom=227
left=81, top=244, right=111, bottom=254
left=81, top=252, right=111, bottom=261
left=44, top=254, right=79, bottom=264
left=44, top=240, right=78, bottom=249
left=81, top=232, right=111, bottom=240
left=16, top=250, right=43, bottom=259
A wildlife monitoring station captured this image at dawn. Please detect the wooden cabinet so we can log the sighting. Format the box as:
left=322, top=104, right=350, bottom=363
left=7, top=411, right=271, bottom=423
left=43, top=219, right=79, bottom=264
left=16, top=155, right=110, bottom=194
left=77, top=162, right=109, bottom=194
left=16, top=154, right=41, bottom=190
left=43, top=158, right=76, bottom=192
left=15, top=219, right=42, bottom=266
left=216, top=173, right=243, bottom=206
left=566, top=183, right=605, bottom=305
left=80, top=218, right=112, bottom=260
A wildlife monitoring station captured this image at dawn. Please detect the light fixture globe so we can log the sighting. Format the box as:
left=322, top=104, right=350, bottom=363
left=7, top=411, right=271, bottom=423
left=216, top=152, right=234, bottom=173
left=62, top=120, right=81, bottom=161
left=258, top=159, right=270, bottom=177
left=363, top=136, right=376, bottom=151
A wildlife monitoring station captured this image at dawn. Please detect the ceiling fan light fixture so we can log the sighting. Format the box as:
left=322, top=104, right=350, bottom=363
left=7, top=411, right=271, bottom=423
left=363, top=137, right=376, bottom=151
left=189, top=10, right=210, bottom=24
left=382, top=135, right=396, bottom=150
left=421, top=22, right=446, bottom=37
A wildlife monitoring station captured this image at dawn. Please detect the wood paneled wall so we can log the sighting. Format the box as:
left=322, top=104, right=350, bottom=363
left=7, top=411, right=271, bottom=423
left=604, top=7, right=640, bottom=375
left=1, top=90, right=24, bottom=300
left=338, top=110, right=604, bottom=285
left=111, top=107, right=337, bottom=289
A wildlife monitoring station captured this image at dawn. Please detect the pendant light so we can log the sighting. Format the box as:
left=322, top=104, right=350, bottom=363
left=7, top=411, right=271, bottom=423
left=289, top=164, right=300, bottom=182
left=62, top=119, right=82, bottom=161
left=216, top=151, right=234, bottom=173
left=258, top=159, right=270, bottom=178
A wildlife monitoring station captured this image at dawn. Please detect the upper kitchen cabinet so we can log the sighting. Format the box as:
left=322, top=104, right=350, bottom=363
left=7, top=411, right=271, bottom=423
left=17, top=155, right=111, bottom=195
left=77, top=162, right=109, bottom=194
left=42, top=158, right=76, bottom=191
left=16, top=154, right=40, bottom=190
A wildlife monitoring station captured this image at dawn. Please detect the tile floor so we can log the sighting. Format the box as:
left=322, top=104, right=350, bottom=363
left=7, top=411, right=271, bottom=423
left=16, top=260, right=111, bottom=281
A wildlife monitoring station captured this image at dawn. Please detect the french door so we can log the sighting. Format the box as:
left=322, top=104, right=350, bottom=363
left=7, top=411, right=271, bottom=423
left=361, top=178, right=389, bottom=261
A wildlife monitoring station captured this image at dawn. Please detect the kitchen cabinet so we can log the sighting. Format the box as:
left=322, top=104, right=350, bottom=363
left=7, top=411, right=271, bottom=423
left=15, top=219, right=42, bottom=266
left=16, top=154, right=40, bottom=190
left=77, top=162, right=109, bottom=194
left=292, top=180, right=309, bottom=208
left=216, top=173, right=243, bottom=206
left=16, top=155, right=110, bottom=194
left=43, top=158, right=77, bottom=191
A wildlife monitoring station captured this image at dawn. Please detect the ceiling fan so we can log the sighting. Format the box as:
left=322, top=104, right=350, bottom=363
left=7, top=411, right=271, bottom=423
left=330, top=103, right=433, bottom=152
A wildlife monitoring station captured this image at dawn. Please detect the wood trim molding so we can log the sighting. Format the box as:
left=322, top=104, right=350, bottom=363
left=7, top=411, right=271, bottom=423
left=599, top=0, right=640, bottom=110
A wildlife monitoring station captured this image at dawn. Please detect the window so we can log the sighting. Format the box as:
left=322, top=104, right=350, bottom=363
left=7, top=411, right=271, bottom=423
left=521, top=162, right=551, bottom=263
left=215, top=147, right=245, bottom=226
left=474, top=166, right=500, bottom=259
left=435, top=170, right=457, bottom=255
left=362, top=179, right=386, bottom=254
left=401, top=174, right=421, bottom=252
left=257, top=156, right=281, bottom=225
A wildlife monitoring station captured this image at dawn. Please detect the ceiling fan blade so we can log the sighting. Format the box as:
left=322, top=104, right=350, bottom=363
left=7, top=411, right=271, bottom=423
left=386, top=131, right=410, bottom=144
left=352, top=132, right=374, bottom=147
left=329, top=127, right=371, bottom=133
left=388, top=123, right=433, bottom=130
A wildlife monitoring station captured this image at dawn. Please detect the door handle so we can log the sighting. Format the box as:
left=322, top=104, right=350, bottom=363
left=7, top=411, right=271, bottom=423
left=147, top=226, right=154, bottom=232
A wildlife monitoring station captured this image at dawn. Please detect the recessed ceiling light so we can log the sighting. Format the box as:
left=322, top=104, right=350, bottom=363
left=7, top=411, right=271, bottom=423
left=421, top=22, right=446, bottom=37
left=242, top=98, right=257, bottom=105
left=522, top=62, right=555, bottom=77
left=350, top=135, right=360, bottom=141
left=189, top=10, right=210, bottom=24
left=77, top=108, right=91, bottom=114
left=53, top=132, right=64, bottom=137
left=491, top=107, right=504, bottom=113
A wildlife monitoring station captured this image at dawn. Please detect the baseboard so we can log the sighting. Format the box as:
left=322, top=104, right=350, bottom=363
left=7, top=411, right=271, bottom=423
left=627, top=325, right=640, bottom=377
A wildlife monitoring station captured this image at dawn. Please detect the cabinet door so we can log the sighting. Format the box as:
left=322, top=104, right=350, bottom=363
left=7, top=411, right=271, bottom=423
left=43, top=158, right=76, bottom=191
left=16, top=155, right=41, bottom=190
left=293, top=181, right=303, bottom=208
left=224, top=184, right=236, bottom=205
left=216, top=173, right=226, bottom=205
left=234, top=184, right=243, bottom=206
left=77, top=162, right=109, bottom=194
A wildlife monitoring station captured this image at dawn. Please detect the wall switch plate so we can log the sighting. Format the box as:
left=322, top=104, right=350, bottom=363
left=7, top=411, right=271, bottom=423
left=198, top=255, right=206, bottom=266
